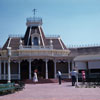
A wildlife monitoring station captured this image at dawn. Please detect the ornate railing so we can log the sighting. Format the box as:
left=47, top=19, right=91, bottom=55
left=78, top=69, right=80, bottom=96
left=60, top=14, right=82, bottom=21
left=26, top=17, right=42, bottom=26
left=27, top=17, right=42, bottom=22
left=0, top=49, right=70, bottom=58
left=1, top=74, right=19, bottom=80
left=18, top=49, right=69, bottom=57
left=21, top=45, right=52, bottom=50
left=61, top=73, right=69, bottom=78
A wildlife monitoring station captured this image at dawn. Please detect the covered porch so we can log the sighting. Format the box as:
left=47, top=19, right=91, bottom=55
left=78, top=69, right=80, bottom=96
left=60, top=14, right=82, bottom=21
left=0, top=58, right=73, bottom=81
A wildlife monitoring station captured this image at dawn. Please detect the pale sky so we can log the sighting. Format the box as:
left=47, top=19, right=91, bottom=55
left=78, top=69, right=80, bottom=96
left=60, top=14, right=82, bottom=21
left=0, top=0, right=100, bottom=47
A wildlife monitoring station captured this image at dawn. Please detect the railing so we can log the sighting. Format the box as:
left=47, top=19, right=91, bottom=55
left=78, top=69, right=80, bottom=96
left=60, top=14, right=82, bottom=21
left=19, top=50, right=69, bottom=57
left=26, top=17, right=42, bottom=26
left=0, top=49, right=70, bottom=57
left=0, top=50, right=19, bottom=57
left=0, top=50, right=7, bottom=57
left=46, top=35, right=60, bottom=39
left=1, top=74, right=19, bottom=80
left=27, top=17, right=42, bottom=23
left=61, top=73, right=69, bottom=78
left=21, top=45, right=52, bottom=50
left=67, top=44, right=100, bottom=48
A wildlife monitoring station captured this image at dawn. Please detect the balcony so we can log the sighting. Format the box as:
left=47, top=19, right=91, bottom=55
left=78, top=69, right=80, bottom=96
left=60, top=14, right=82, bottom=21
left=0, top=47, right=70, bottom=58
left=18, top=49, right=69, bottom=57
left=18, top=45, right=69, bottom=57
left=20, top=45, right=52, bottom=50
left=26, top=17, right=42, bottom=26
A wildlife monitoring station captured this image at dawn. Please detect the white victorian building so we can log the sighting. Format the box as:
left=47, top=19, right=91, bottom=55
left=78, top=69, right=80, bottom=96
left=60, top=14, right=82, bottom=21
left=0, top=14, right=100, bottom=83
left=0, top=16, right=71, bottom=82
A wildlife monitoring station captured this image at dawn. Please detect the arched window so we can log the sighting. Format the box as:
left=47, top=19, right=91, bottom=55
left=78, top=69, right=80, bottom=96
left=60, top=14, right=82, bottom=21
left=34, top=37, right=38, bottom=45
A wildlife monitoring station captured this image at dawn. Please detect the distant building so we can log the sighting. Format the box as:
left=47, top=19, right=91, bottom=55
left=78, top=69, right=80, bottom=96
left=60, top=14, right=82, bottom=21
left=71, top=46, right=100, bottom=77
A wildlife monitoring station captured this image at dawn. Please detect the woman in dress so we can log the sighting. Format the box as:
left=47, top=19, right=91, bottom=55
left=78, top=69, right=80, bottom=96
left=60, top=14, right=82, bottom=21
left=33, top=69, right=38, bottom=82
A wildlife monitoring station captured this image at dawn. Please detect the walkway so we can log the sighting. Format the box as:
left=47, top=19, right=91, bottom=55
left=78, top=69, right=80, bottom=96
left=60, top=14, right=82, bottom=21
left=0, top=82, right=100, bottom=100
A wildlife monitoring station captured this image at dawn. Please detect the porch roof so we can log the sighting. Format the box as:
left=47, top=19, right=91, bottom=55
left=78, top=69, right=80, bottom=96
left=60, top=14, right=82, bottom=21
left=74, top=54, right=100, bottom=61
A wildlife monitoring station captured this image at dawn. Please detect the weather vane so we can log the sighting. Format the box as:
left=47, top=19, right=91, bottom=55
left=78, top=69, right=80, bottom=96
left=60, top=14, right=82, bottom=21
left=32, top=9, right=37, bottom=17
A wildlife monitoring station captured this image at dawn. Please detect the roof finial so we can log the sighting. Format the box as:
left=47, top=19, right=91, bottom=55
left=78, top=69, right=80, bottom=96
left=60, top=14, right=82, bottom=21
left=32, top=9, right=37, bottom=17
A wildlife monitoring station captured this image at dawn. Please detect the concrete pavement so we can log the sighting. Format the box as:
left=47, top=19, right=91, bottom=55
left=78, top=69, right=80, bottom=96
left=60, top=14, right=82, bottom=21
left=0, top=82, right=100, bottom=100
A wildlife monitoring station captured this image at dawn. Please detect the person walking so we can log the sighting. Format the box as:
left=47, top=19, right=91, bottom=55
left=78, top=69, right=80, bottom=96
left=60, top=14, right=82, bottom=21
left=82, top=70, right=86, bottom=84
left=33, top=69, right=38, bottom=83
left=57, top=71, right=62, bottom=85
left=70, top=69, right=78, bottom=86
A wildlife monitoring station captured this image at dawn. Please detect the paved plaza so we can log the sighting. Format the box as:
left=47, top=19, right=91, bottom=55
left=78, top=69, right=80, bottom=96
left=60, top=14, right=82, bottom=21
left=0, top=82, right=100, bottom=100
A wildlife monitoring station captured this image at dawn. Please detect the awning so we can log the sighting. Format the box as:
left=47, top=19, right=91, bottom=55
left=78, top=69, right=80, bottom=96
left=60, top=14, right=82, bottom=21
left=74, top=54, right=100, bottom=61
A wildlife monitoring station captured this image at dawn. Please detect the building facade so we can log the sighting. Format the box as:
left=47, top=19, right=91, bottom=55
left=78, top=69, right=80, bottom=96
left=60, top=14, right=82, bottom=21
left=0, top=16, right=71, bottom=82
left=71, top=46, right=100, bottom=77
left=0, top=15, right=100, bottom=82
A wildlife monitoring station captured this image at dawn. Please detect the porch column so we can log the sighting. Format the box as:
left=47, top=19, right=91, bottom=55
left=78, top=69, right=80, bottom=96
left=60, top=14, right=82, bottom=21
left=68, top=61, right=71, bottom=78
left=29, top=59, right=32, bottom=79
left=4, top=61, right=6, bottom=80
left=54, top=60, right=57, bottom=78
left=7, top=47, right=11, bottom=83
left=0, top=61, right=1, bottom=80
left=8, top=58, right=11, bottom=83
left=45, top=59, right=48, bottom=79
left=18, top=61, right=20, bottom=80
left=72, top=61, right=74, bottom=70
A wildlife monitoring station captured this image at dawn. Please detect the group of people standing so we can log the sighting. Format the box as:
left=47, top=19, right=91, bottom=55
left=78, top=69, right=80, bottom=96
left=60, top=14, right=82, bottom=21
left=57, top=69, right=78, bottom=86
left=33, top=68, right=85, bottom=86
left=57, top=69, right=86, bottom=86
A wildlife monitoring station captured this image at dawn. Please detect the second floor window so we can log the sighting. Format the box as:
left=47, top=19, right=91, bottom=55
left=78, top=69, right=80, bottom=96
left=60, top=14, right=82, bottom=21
left=34, top=37, right=38, bottom=45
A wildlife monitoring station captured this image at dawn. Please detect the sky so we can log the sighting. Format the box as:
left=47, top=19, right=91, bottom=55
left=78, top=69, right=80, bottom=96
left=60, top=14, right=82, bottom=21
left=0, top=0, right=100, bottom=47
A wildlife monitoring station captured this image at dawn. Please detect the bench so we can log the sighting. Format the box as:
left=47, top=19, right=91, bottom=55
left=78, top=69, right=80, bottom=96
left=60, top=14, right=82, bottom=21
left=15, top=81, right=25, bottom=91
left=0, top=83, right=15, bottom=94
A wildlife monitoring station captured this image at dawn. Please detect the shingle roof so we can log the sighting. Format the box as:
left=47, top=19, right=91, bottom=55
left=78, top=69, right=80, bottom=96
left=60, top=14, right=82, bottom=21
left=2, top=26, right=67, bottom=50
left=2, top=37, right=20, bottom=50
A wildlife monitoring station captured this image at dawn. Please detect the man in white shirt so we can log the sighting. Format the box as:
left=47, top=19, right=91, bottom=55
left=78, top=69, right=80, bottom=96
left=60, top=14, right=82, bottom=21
left=70, top=69, right=78, bottom=86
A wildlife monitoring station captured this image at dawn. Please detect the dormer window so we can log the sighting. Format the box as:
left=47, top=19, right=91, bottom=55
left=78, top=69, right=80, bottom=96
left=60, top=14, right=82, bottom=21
left=34, top=37, right=38, bottom=45
left=31, top=28, right=40, bottom=46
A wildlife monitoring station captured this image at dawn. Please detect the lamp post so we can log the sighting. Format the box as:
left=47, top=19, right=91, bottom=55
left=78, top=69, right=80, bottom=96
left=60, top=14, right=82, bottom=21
left=75, top=64, right=79, bottom=86
left=7, top=47, right=11, bottom=83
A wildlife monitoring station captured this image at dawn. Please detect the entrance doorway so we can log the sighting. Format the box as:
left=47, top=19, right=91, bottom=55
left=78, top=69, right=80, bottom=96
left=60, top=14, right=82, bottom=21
left=20, top=60, right=29, bottom=80
left=31, top=59, right=45, bottom=79
left=48, top=60, right=54, bottom=78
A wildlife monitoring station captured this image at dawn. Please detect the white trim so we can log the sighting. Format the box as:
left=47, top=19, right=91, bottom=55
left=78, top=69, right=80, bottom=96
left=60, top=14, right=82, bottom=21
left=29, top=59, right=31, bottom=79
left=27, top=27, right=31, bottom=45
left=38, top=26, right=45, bottom=47
left=68, top=61, right=71, bottom=78
left=45, top=59, right=48, bottom=79
left=58, top=37, right=64, bottom=50
left=4, top=61, right=6, bottom=80
left=8, top=57, right=11, bottom=83
left=7, top=38, right=12, bottom=47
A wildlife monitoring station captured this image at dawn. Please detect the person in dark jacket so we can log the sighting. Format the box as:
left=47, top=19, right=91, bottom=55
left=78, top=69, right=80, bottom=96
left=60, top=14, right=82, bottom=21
left=57, top=71, right=62, bottom=85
